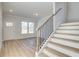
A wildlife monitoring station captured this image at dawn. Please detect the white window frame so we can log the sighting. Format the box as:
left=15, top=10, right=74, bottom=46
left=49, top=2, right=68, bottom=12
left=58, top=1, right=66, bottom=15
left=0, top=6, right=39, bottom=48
left=21, top=21, right=34, bottom=34
left=28, top=22, right=34, bottom=33
left=21, top=22, right=28, bottom=34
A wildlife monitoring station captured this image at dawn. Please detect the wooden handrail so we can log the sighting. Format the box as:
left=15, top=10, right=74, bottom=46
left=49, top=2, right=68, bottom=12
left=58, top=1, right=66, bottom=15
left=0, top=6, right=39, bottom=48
left=37, top=8, right=62, bottom=30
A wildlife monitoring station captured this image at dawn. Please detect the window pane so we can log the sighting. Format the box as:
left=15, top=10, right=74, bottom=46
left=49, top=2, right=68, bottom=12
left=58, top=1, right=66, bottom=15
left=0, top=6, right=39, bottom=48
left=29, top=22, right=34, bottom=33
left=21, top=22, right=27, bottom=34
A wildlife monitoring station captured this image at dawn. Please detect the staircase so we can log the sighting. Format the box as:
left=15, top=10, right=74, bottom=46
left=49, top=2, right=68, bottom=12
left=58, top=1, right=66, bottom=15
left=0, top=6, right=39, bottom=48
left=38, top=22, right=79, bottom=57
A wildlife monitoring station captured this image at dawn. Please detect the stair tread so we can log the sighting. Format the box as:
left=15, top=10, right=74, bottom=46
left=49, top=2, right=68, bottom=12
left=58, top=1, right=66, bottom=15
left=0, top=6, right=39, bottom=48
left=56, top=30, right=79, bottom=35
left=47, top=43, right=79, bottom=56
left=39, top=52, right=48, bottom=57
left=61, top=22, right=79, bottom=26
left=50, top=38, right=79, bottom=49
left=54, top=34, right=79, bottom=41
left=42, top=48, right=59, bottom=57
left=59, top=26, right=79, bottom=30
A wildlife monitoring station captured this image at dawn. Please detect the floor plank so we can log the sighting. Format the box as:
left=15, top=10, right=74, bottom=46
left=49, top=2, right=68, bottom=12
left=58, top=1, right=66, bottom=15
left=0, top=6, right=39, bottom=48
left=1, top=38, right=36, bottom=57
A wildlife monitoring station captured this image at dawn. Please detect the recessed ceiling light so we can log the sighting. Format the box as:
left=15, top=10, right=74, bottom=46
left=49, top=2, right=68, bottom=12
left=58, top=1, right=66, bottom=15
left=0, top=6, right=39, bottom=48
left=33, top=13, right=39, bottom=16
left=35, top=13, right=39, bottom=16
left=9, top=9, right=13, bottom=12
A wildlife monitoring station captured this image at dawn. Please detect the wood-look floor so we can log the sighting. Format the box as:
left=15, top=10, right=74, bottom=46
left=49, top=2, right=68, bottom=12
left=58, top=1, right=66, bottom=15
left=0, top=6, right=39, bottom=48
left=0, top=38, right=36, bottom=57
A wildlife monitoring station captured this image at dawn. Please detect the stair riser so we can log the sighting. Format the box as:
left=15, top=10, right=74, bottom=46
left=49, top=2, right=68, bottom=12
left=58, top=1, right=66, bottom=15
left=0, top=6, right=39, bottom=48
left=54, top=34, right=79, bottom=41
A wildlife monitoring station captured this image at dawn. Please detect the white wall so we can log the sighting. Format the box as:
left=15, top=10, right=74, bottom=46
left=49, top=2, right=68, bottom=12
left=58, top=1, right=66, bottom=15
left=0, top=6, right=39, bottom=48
left=54, top=2, right=67, bottom=31
left=67, top=2, right=79, bottom=22
left=3, top=14, right=38, bottom=40
left=0, top=3, right=2, bottom=50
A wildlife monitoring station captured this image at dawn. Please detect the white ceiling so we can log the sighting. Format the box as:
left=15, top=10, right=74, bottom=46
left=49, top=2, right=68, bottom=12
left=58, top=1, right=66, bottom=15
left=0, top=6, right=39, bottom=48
left=2, top=2, right=53, bottom=19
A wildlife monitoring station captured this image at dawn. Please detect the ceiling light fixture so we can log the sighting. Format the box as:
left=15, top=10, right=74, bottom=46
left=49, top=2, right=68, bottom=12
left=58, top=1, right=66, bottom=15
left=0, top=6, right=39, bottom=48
left=9, top=9, right=13, bottom=12
left=35, top=13, right=38, bottom=16
left=33, top=13, right=39, bottom=16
